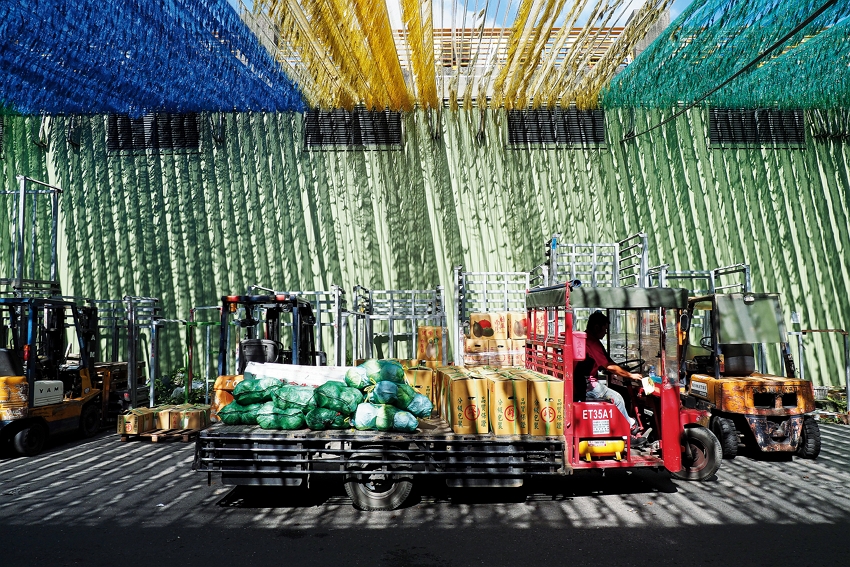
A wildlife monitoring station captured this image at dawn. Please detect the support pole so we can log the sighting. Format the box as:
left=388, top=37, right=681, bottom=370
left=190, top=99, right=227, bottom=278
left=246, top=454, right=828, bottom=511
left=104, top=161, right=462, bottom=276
left=16, top=176, right=26, bottom=287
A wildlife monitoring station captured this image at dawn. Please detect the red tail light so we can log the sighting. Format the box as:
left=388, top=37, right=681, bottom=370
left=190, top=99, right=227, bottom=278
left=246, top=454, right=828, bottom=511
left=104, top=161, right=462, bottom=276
left=23, top=345, right=30, bottom=362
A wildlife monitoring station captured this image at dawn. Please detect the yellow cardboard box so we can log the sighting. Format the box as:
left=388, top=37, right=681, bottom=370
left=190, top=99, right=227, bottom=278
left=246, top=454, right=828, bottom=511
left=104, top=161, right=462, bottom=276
left=488, top=376, right=528, bottom=435
left=527, top=377, right=565, bottom=436
left=416, top=326, right=444, bottom=362
left=487, top=340, right=511, bottom=366
left=152, top=404, right=176, bottom=430
left=469, top=312, right=509, bottom=340
left=512, top=339, right=527, bottom=367
left=435, top=366, right=469, bottom=420
left=508, top=312, right=528, bottom=339
left=117, top=408, right=154, bottom=435
left=405, top=367, right=435, bottom=407
left=210, top=390, right=234, bottom=421
left=213, top=375, right=244, bottom=392
left=447, top=375, right=489, bottom=434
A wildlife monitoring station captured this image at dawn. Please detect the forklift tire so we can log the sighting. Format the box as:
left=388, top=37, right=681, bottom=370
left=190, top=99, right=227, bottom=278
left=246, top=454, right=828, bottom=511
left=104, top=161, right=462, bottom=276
left=13, top=423, right=47, bottom=457
left=671, top=426, right=721, bottom=482
left=79, top=403, right=101, bottom=438
left=795, top=415, right=821, bottom=459
left=711, top=415, right=738, bottom=459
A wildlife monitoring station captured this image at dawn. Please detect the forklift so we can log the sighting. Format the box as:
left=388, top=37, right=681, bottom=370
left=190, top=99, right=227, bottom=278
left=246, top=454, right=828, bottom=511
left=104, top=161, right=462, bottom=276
left=680, top=292, right=820, bottom=459
left=0, top=297, right=102, bottom=456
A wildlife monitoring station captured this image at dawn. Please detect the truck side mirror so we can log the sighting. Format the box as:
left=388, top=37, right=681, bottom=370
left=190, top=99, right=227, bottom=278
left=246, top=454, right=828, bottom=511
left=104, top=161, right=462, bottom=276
left=680, top=314, right=690, bottom=332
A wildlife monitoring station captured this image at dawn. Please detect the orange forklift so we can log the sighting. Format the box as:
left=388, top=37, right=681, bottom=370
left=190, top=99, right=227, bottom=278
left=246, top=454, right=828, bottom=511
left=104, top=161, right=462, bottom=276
left=0, top=297, right=102, bottom=456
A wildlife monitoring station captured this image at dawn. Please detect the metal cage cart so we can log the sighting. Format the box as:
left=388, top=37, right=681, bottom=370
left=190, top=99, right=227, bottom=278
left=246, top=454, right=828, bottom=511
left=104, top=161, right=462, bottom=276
left=351, top=285, right=448, bottom=365
left=453, top=266, right=529, bottom=366
left=246, top=285, right=347, bottom=366
left=647, top=263, right=751, bottom=295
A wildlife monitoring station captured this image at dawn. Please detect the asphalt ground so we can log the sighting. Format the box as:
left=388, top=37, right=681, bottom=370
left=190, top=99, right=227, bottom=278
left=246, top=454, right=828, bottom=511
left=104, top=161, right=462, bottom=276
left=1, top=424, right=848, bottom=567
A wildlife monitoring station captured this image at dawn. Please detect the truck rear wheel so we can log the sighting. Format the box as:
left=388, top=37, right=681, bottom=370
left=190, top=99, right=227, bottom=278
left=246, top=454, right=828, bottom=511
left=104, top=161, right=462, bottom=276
left=344, top=472, right=413, bottom=511
left=671, top=426, right=721, bottom=482
left=13, top=423, right=47, bottom=457
left=796, top=415, right=821, bottom=459
left=711, top=415, right=738, bottom=459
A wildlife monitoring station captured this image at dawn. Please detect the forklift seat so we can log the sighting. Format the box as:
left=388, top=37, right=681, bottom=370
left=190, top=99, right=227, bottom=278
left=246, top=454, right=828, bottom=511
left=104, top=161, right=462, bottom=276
left=721, top=343, right=755, bottom=376
left=0, top=348, right=23, bottom=377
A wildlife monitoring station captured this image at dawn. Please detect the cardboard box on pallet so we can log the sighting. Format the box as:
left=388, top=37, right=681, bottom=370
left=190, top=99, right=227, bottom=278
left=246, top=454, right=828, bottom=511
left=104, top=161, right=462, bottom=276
left=416, top=326, right=444, bottom=362
left=487, top=340, right=511, bottom=366
left=487, top=376, right=528, bottom=435
left=446, top=374, right=489, bottom=434
left=152, top=405, right=176, bottom=430
left=117, top=408, right=154, bottom=435
left=512, top=339, right=527, bottom=366
left=469, top=312, right=509, bottom=340
left=166, top=404, right=211, bottom=430
left=527, top=376, right=565, bottom=436
left=435, top=366, right=469, bottom=420
left=507, top=312, right=528, bottom=339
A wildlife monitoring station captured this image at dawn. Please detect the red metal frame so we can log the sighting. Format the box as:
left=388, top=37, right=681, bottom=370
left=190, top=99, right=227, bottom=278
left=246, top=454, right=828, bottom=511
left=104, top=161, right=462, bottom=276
left=525, top=283, right=698, bottom=472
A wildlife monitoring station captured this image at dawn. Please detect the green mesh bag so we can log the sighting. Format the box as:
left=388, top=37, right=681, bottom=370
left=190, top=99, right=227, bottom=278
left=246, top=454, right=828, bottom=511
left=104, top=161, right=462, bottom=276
left=256, top=402, right=305, bottom=430
left=352, top=403, right=418, bottom=432
left=272, top=384, right=317, bottom=412
left=232, top=377, right=282, bottom=405
left=305, top=407, right=350, bottom=430
left=218, top=402, right=263, bottom=425
left=345, top=367, right=370, bottom=390
left=367, top=381, right=419, bottom=412
left=314, top=382, right=364, bottom=416
left=405, top=393, right=433, bottom=419
left=358, top=359, right=406, bottom=384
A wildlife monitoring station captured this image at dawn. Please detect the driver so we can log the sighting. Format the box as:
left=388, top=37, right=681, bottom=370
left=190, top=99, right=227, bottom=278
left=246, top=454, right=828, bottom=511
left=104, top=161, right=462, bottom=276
left=582, top=311, right=644, bottom=436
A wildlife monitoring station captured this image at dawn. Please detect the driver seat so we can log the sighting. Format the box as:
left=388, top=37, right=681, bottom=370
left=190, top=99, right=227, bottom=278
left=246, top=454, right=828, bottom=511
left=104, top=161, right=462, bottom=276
left=721, top=344, right=755, bottom=376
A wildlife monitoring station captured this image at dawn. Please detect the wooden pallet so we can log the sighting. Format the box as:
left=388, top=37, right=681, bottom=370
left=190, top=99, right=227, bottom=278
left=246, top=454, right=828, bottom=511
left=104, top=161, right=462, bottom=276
left=120, top=428, right=202, bottom=443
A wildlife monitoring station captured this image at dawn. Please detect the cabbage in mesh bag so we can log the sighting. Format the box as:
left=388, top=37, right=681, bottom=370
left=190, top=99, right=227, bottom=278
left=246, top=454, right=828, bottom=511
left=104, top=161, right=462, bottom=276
left=344, top=367, right=370, bottom=390
left=305, top=407, right=350, bottom=430
left=358, top=359, right=406, bottom=384
left=232, top=377, right=282, bottom=405
left=352, top=403, right=418, bottom=432
left=272, top=384, right=317, bottom=412
left=256, top=402, right=305, bottom=430
left=314, top=382, right=363, bottom=416
left=405, top=393, right=433, bottom=418
left=366, top=381, right=415, bottom=406
left=217, top=401, right=263, bottom=425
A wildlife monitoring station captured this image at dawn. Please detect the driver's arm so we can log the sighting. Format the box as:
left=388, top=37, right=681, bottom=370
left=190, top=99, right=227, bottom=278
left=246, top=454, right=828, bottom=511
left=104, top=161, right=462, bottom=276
left=603, top=363, right=642, bottom=381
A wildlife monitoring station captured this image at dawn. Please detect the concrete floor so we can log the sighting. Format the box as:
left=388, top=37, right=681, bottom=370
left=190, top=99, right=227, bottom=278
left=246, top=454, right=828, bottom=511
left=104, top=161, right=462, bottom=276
left=1, top=424, right=848, bottom=566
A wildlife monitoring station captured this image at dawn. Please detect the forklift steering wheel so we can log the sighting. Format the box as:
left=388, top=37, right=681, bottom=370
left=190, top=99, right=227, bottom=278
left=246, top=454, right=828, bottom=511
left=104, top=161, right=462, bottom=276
left=619, top=359, right=645, bottom=373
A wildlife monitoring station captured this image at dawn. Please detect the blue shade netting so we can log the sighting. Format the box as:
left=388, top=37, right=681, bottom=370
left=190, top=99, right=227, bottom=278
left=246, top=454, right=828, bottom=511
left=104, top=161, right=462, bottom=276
left=0, top=0, right=305, bottom=116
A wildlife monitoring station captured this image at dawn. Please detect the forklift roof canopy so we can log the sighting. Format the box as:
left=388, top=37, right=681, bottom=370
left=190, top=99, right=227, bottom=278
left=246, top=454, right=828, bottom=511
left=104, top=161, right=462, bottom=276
left=526, top=286, right=689, bottom=310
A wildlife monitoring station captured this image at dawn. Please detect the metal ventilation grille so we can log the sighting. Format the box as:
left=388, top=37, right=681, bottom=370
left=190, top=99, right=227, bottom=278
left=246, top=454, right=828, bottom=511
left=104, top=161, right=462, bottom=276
left=107, top=113, right=200, bottom=153
left=709, top=108, right=805, bottom=148
left=304, top=109, right=403, bottom=148
left=507, top=109, right=606, bottom=146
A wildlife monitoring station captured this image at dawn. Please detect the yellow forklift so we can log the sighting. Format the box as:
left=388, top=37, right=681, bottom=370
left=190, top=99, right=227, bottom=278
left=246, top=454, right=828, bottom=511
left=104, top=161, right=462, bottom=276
left=680, top=292, right=819, bottom=459
left=0, top=297, right=102, bottom=456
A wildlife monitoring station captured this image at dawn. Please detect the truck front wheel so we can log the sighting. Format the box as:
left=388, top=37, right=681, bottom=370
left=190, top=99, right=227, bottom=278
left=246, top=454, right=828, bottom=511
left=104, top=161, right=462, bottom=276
left=671, top=426, right=721, bottom=482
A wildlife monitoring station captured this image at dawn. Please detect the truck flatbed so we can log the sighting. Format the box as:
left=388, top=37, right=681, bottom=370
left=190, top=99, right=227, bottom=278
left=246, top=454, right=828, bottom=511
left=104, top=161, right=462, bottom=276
left=194, top=419, right=567, bottom=487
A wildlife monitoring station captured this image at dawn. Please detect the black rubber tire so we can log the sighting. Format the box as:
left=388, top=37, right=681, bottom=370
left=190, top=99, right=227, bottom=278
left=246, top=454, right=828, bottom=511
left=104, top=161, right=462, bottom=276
left=345, top=473, right=413, bottom=511
left=711, top=415, right=738, bottom=460
left=13, top=423, right=47, bottom=457
left=79, top=403, right=101, bottom=438
left=796, top=415, right=821, bottom=459
left=671, top=426, right=722, bottom=482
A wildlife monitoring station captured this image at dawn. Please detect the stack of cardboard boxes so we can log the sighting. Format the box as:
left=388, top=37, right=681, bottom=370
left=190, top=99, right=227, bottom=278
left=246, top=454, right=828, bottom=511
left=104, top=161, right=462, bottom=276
left=463, top=312, right=527, bottom=367
left=435, top=366, right=564, bottom=436
left=117, top=404, right=212, bottom=435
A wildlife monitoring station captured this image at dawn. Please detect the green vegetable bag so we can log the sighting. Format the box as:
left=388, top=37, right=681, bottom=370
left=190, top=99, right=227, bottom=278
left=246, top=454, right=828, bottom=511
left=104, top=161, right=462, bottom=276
left=405, top=393, right=433, bottom=418
left=272, top=384, right=318, bottom=412
left=367, top=381, right=415, bottom=406
left=232, top=377, right=282, bottom=405
left=358, top=359, right=406, bottom=384
left=314, top=382, right=364, bottom=415
left=217, top=401, right=263, bottom=425
left=305, top=407, right=350, bottom=430
left=352, top=403, right=418, bottom=433
left=345, top=367, right=370, bottom=390
left=256, top=402, right=305, bottom=430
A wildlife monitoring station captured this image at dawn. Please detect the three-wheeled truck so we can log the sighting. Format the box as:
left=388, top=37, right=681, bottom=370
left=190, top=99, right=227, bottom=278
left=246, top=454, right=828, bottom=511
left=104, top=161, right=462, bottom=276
left=194, top=284, right=720, bottom=510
